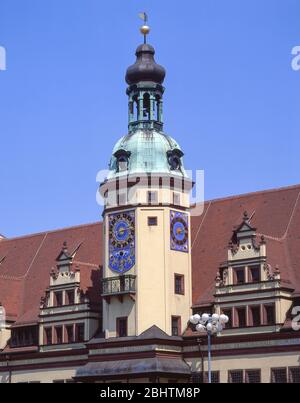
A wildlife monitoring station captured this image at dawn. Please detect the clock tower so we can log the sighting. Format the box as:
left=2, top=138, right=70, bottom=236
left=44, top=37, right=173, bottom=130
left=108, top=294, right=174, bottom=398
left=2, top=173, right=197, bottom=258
left=99, top=22, right=194, bottom=338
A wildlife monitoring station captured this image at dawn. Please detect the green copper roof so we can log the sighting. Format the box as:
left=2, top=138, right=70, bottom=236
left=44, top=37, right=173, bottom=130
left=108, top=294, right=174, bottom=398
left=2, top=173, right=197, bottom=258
left=107, top=129, right=187, bottom=179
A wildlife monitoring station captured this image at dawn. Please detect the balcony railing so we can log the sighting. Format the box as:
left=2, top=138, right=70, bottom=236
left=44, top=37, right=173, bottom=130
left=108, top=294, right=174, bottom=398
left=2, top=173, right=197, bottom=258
left=101, top=275, right=136, bottom=299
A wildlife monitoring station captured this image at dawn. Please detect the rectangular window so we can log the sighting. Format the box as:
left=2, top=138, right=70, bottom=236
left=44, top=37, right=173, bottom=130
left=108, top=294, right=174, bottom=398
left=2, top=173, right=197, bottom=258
left=174, top=274, right=184, bottom=295
left=271, top=368, right=287, bottom=383
left=116, top=317, right=128, bottom=338
left=173, top=192, right=181, bottom=206
left=54, top=291, right=63, bottom=307
left=249, top=306, right=261, bottom=327
left=289, top=367, right=300, bottom=383
left=171, top=316, right=181, bottom=336
left=205, top=371, right=220, bottom=383
left=245, top=370, right=261, bottom=383
left=148, top=191, right=158, bottom=204
left=66, top=325, right=74, bottom=343
left=148, top=216, right=158, bottom=226
left=55, top=326, right=63, bottom=344
left=75, top=323, right=85, bottom=342
left=191, top=373, right=203, bottom=383
left=229, top=370, right=244, bottom=383
left=236, top=307, right=246, bottom=328
left=264, top=304, right=275, bottom=325
left=249, top=266, right=260, bottom=282
left=66, top=290, right=75, bottom=305
left=233, top=268, right=245, bottom=284
left=44, top=327, right=52, bottom=346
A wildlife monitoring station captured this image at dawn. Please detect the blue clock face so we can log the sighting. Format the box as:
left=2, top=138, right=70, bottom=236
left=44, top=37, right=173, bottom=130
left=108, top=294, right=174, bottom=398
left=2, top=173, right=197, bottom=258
left=108, top=211, right=135, bottom=273
left=170, top=210, right=189, bottom=253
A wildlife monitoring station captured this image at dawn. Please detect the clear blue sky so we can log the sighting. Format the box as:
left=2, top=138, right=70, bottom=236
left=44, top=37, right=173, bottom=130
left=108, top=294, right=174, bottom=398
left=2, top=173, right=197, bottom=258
left=0, top=0, right=299, bottom=238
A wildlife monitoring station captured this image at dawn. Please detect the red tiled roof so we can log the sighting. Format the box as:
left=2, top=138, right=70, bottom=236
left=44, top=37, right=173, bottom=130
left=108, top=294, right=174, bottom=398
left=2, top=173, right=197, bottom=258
left=0, top=184, right=300, bottom=326
left=0, top=222, right=103, bottom=324
left=191, top=184, right=300, bottom=306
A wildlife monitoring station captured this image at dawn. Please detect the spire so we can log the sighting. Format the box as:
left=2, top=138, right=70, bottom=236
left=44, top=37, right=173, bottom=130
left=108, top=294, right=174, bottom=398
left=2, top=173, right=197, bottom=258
left=125, top=14, right=166, bottom=133
left=139, top=12, right=150, bottom=44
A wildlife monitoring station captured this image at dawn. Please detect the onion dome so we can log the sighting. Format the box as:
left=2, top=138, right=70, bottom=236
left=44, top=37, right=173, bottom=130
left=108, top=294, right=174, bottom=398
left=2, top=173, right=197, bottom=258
left=125, top=44, right=166, bottom=85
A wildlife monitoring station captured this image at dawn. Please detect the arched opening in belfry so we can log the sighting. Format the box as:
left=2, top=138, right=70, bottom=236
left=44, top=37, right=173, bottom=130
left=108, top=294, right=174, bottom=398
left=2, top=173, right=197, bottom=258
left=156, top=95, right=161, bottom=122
left=143, top=93, right=150, bottom=120
left=132, top=95, right=138, bottom=121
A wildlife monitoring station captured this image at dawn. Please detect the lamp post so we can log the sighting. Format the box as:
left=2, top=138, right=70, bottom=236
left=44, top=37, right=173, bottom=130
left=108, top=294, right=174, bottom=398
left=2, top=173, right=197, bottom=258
left=190, top=313, right=229, bottom=384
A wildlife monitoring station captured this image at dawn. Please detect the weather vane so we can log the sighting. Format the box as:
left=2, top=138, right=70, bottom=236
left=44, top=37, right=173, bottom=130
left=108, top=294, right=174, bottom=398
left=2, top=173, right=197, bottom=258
left=138, top=12, right=150, bottom=44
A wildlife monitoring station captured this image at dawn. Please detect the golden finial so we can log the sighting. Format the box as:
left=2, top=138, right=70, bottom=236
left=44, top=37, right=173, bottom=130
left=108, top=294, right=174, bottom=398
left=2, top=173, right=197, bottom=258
left=138, top=12, right=150, bottom=44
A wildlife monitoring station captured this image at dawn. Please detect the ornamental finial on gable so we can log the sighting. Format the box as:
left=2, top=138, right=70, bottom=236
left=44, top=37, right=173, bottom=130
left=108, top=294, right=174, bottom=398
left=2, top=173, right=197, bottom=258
left=243, top=210, right=249, bottom=222
left=62, top=241, right=68, bottom=253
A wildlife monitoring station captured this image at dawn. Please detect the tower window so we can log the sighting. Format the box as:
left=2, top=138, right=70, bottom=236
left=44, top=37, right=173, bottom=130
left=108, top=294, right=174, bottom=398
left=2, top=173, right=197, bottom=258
left=148, top=216, right=158, bottom=226
left=114, top=149, right=131, bottom=173
left=171, top=316, right=181, bottom=336
left=116, top=317, right=128, bottom=338
left=174, top=274, right=184, bottom=295
left=117, top=192, right=127, bottom=206
left=167, top=149, right=184, bottom=171
left=173, top=192, right=181, bottom=206
left=148, top=191, right=158, bottom=204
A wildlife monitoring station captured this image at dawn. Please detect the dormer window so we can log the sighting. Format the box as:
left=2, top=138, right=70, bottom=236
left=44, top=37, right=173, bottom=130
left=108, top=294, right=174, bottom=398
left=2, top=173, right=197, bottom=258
left=233, top=267, right=245, bottom=284
left=54, top=291, right=63, bottom=307
left=167, top=149, right=184, bottom=171
left=249, top=266, right=260, bottom=283
left=66, top=289, right=75, bottom=305
left=114, top=149, right=131, bottom=173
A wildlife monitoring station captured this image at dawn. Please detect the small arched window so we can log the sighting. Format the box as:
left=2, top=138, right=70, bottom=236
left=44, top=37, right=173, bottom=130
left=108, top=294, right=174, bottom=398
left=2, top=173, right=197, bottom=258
left=167, top=149, right=184, bottom=171
left=114, top=149, right=131, bottom=173
left=143, top=93, right=150, bottom=120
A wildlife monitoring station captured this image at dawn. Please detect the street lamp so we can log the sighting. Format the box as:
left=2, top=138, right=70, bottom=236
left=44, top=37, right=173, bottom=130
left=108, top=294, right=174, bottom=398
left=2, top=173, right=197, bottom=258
left=190, top=313, right=229, bottom=384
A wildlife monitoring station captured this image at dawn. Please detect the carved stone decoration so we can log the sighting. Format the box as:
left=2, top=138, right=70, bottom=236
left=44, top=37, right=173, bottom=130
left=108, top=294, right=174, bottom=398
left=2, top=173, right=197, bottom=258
left=40, top=290, right=50, bottom=309
left=228, top=241, right=239, bottom=255
left=50, top=268, right=58, bottom=280
left=221, top=269, right=228, bottom=286
left=263, top=263, right=275, bottom=281
left=274, top=265, right=281, bottom=280
left=215, top=271, right=222, bottom=287
left=260, top=235, right=266, bottom=245
left=243, top=210, right=249, bottom=222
